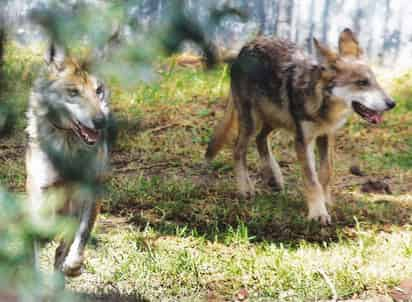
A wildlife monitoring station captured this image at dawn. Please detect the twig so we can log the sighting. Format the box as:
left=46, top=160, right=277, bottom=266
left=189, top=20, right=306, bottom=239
left=335, top=180, right=367, bottom=189
left=111, top=156, right=143, bottom=167
left=114, top=167, right=139, bottom=174
left=114, top=161, right=178, bottom=174
left=145, top=123, right=178, bottom=134
left=318, top=268, right=338, bottom=302
left=144, top=121, right=200, bottom=134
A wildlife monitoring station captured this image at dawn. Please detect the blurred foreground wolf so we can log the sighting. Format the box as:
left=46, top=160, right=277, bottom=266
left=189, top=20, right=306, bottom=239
left=26, top=44, right=112, bottom=277
left=206, top=28, right=395, bottom=225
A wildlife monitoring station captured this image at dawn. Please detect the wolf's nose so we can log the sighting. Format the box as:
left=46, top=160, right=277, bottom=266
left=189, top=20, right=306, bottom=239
left=93, top=115, right=106, bottom=129
left=385, top=98, right=396, bottom=110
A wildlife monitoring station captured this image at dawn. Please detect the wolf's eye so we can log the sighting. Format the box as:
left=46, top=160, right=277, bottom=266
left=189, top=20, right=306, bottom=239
left=67, top=88, right=80, bottom=97
left=96, top=85, right=104, bottom=98
left=356, top=79, right=370, bottom=87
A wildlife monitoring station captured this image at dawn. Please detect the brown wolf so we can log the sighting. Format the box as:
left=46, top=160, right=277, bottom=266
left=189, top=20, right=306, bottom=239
left=206, top=29, right=395, bottom=225
left=26, top=44, right=112, bottom=276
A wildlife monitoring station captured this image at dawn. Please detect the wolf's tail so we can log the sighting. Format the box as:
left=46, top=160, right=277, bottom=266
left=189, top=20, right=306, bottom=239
left=205, top=94, right=238, bottom=161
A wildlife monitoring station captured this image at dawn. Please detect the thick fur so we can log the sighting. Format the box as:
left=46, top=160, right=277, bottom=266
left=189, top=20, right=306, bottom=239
left=26, top=44, right=111, bottom=277
left=206, top=29, right=395, bottom=225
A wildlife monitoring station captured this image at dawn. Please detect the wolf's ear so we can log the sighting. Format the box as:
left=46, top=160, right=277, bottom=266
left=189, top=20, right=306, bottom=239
left=338, top=28, right=363, bottom=58
left=45, top=43, right=66, bottom=69
left=313, top=38, right=338, bottom=65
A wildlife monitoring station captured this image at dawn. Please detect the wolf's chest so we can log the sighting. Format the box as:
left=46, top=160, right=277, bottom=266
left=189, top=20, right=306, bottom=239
left=27, top=138, right=108, bottom=188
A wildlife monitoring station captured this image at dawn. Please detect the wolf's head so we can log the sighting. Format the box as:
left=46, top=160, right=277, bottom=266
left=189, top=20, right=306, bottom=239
left=314, top=28, right=395, bottom=124
left=34, top=44, right=110, bottom=146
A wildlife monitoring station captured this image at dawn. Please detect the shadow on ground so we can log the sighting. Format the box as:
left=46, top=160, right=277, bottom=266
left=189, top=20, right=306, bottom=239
left=80, top=292, right=149, bottom=302
left=104, top=155, right=412, bottom=245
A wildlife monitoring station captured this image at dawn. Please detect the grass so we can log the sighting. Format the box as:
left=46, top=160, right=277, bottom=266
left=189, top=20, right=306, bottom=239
left=1, top=43, right=412, bottom=301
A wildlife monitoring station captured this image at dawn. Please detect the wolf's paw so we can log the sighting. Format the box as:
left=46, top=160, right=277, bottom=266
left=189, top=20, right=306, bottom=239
left=262, top=167, right=284, bottom=192
left=308, top=205, right=331, bottom=226
left=60, top=254, right=84, bottom=277
left=237, top=177, right=256, bottom=199
left=238, top=188, right=255, bottom=199
left=267, top=177, right=284, bottom=192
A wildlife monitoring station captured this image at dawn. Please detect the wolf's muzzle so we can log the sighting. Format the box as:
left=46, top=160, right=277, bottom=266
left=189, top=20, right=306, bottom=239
left=385, top=98, right=396, bottom=110
left=93, top=115, right=106, bottom=130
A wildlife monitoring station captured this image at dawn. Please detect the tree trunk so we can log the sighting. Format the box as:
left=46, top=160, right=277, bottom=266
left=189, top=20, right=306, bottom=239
left=277, top=0, right=294, bottom=39
left=308, top=0, right=316, bottom=54
left=257, top=0, right=266, bottom=34
left=381, top=0, right=391, bottom=64
left=394, top=5, right=404, bottom=61
left=366, top=0, right=378, bottom=57
left=334, top=0, right=345, bottom=12
left=294, top=3, right=301, bottom=44
left=322, top=0, right=332, bottom=43
left=274, top=0, right=281, bottom=35
left=352, top=0, right=363, bottom=35
left=285, top=0, right=294, bottom=39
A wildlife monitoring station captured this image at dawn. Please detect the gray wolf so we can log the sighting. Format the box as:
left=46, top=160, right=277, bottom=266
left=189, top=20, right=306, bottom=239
left=206, top=28, right=395, bottom=225
left=26, top=44, right=112, bottom=276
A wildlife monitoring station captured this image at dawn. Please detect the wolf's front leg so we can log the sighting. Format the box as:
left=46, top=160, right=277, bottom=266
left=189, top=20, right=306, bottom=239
left=58, top=198, right=100, bottom=277
left=316, top=135, right=334, bottom=205
left=295, top=139, right=331, bottom=225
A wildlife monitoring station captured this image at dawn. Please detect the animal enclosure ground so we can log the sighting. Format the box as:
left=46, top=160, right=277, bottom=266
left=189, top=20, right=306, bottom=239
left=1, top=44, right=412, bottom=301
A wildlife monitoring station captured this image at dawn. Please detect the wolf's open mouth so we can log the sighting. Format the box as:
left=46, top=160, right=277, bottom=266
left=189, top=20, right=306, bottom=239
left=72, top=120, right=101, bottom=145
left=352, top=101, right=383, bottom=124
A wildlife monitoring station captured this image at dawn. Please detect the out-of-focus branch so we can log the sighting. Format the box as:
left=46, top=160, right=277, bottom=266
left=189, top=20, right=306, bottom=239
left=0, top=7, right=6, bottom=87
left=0, top=28, right=5, bottom=85
left=162, top=0, right=245, bottom=68
left=0, top=12, right=8, bottom=136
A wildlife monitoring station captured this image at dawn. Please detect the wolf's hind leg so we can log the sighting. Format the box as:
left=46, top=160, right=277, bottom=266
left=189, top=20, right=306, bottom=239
left=233, top=109, right=257, bottom=198
left=295, top=138, right=331, bottom=225
left=316, top=135, right=334, bottom=205
left=256, top=125, right=284, bottom=191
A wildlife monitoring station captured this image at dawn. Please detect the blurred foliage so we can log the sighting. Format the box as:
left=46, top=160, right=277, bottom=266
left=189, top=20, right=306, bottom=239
left=29, top=0, right=242, bottom=87
left=0, top=188, right=78, bottom=301
left=0, top=14, right=8, bottom=136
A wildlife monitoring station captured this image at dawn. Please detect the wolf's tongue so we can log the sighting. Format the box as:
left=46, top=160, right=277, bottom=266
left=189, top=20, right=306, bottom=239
left=370, top=113, right=383, bottom=124
left=82, top=126, right=99, bottom=140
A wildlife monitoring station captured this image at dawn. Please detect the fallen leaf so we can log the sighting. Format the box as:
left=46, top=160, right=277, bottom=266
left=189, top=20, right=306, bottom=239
left=361, top=180, right=392, bottom=194
left=390, top=278, right=412, bottom=301
left=234, top=288, right=249, bottom=302
left=350, top=165, right=366, bottom=177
